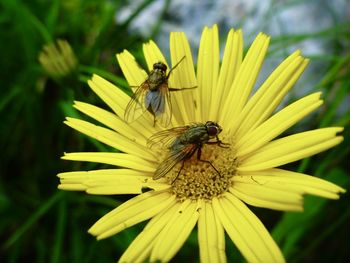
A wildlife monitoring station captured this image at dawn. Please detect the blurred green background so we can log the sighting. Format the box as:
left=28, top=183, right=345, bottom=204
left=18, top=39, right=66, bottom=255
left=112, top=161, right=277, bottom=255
left=1, top=0, right=349, bottom=262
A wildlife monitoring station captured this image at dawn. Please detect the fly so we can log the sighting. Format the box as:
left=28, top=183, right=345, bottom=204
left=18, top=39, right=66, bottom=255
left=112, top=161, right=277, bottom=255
left=124, top=56, right=190, bottom=127
left=148, top=121, right=229, bottom=183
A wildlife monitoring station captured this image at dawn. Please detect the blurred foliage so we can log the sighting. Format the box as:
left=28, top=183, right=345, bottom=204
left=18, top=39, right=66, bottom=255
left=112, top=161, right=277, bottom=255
left=0, top=0, right=349, bottom=262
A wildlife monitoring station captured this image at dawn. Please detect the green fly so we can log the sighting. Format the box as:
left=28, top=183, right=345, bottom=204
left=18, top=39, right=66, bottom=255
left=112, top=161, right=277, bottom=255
left=148, top=121, right=229, bottom=183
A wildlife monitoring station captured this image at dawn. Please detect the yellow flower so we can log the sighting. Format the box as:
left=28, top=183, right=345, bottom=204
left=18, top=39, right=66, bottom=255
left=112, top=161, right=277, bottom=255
left=39, top=39, right=78, bottom=78
left=58, top=25, right=345, bottom=262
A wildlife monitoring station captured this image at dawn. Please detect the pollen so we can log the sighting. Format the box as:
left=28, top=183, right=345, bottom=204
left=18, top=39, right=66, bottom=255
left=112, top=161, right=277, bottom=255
left=168, top=136, right=237, bottom=202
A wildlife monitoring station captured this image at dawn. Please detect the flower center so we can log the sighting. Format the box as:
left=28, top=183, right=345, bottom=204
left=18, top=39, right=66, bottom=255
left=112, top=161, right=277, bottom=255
left=166, top=136, right=237, bottom=202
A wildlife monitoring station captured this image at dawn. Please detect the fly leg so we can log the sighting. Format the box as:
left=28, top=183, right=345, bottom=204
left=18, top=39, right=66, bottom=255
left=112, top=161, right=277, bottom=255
left=166, top=56, right=186, bottom=79
left=216, top=136, right=230, bottom=148
left=171, top=160, right=186, bottom=184
left=207, top=137, right=230, bottom=148
left=196, top=146, right=220, bottom=175
left=167, top=56, right=198, bottom=91
left=146, top=105, right=157, bottom=127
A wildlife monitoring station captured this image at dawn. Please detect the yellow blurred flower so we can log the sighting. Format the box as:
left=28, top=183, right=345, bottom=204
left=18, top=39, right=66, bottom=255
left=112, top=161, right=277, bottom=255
left=58, top=25, right=345, bottom=262
left=39, top=39, right=77, bottom=78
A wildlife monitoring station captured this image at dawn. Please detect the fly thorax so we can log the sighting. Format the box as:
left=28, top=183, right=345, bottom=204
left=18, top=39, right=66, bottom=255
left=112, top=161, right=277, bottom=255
left=148, top=70, right=166, bottom=91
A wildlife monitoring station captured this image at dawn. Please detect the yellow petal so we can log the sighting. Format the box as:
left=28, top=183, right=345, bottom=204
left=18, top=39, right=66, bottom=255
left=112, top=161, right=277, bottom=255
left=57, top=169, right=148, bottom=183
left=88, top=74, right=128, bottom=117
left=119, top=202, right=180, bottom=263
left=169, top=32, right=197, bottom=89
left=62, top=152, right=156, bottom=172
left=213, top=195, right=285, bottom=263
left=58, top=169, right=147, bottom=182
left=57, top=183, right=86, bottom=191
left=73, top=101, right=147, bottom=145
left=88, top=190, right=175, bottom=239
left=143, top=40, right=168, bottom=71
left=115, top=50, right=150, bottom=124
left=116, top=49, right=148, bottom=87
left=58, top=169, right=154, bottom=194
left=198, top=201, right=226, bottom=263
left=236, top=92, right=323, bottom=157
left=88, top=74, right=158, bottom=133
left=214, top=28, right=243, bottom=121
left=231, top=189, right=303, bottom=211
left=170, top=31, right=198, bottom=124
left=86, top=183, right=143, bottom=195
left=230, top=181, right=303, bottom=211
left=233, top=175, right=312, bottom=196
left=239, top=127, right=343, bottom=171
left=64, top=117, right=156, bottom=162
left=150, top=199, right=199, bottom=262
left=197, top=25, right=220, bottom=121
left=221, top=33, right=270, bottom=129
left=233, top=51, right=309, bottom=137
left=237, top=168, right=345, bottom=199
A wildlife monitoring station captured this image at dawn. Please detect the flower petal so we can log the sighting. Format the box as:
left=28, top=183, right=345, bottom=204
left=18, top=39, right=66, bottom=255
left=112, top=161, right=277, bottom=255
left=57, top=169, right=151, bottom=193
left=88, top=190, right=175, bottom=240
left=170, top=31, right=198, bottom=124
left=143, top=40, right=168, bottom=71
left=233, top=51, right=309, bottom=137
left=73, top=101, right=147, bottom=145
left=119, top=202, right=180, bottom=263
left=230, top=181, right=303, bottom=211
left=197, top=25, right=220, bottom=121
left=213, top=195, right=285, bottom=263
left=221, top=33, right=270, bottom=129
left=239, top=127, right=343, bottom=171
left=236, top=168, right=345, bottom=199
left=57, top=169, right=143, bottom=194
left=64, top=117, right=156, bottom=162
left=58, top=169, right=169, bottom=195
left=230, top=189, right=303, bottom=212
left=88, top=74, right=157, bottom=135
left=62, top=152, right=156, bottom=172
left=116, top=49, right=148, bottom=87
left=150, top=199, right=200, bottom=262
left=236, top=92, right=323, bottom=157
left=198, top=201, right=226, bottom=263
left=85, top=182, right=143, bottom=195
left=169, top=32, right=197, bottom=89
left=58, top=169, right=146, bottom=181
left=213, top=28, right=243, bottom=121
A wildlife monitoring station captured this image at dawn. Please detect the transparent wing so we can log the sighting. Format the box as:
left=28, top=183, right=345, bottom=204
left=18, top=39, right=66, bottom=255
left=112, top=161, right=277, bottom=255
left=154, top=83, right=172, bottom=127
left=124, top=82, right=149, bottom=123
left=147, top=125, right=190, bottom=149
left=153, top=144, right=197, bottom=180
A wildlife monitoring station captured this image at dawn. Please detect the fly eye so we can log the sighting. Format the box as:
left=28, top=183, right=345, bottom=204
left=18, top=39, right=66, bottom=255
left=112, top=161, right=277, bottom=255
left=207, top=126, right=218, bottom=136
left=153, top=62, right=167, bottom=71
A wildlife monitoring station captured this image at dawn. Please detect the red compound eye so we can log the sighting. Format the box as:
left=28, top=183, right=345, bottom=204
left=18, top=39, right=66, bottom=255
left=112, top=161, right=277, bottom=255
left=207, top=126, right=218, bottom=136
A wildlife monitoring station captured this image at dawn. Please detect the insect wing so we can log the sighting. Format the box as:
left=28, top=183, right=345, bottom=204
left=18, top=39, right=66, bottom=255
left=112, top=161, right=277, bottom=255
left=153, top=144, right=196, bottom=180
left=152, top=83, right=172, bottom=127
left=147, top=126, right=189, bottom=149
left=124, top=82, right=148, bottom=123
